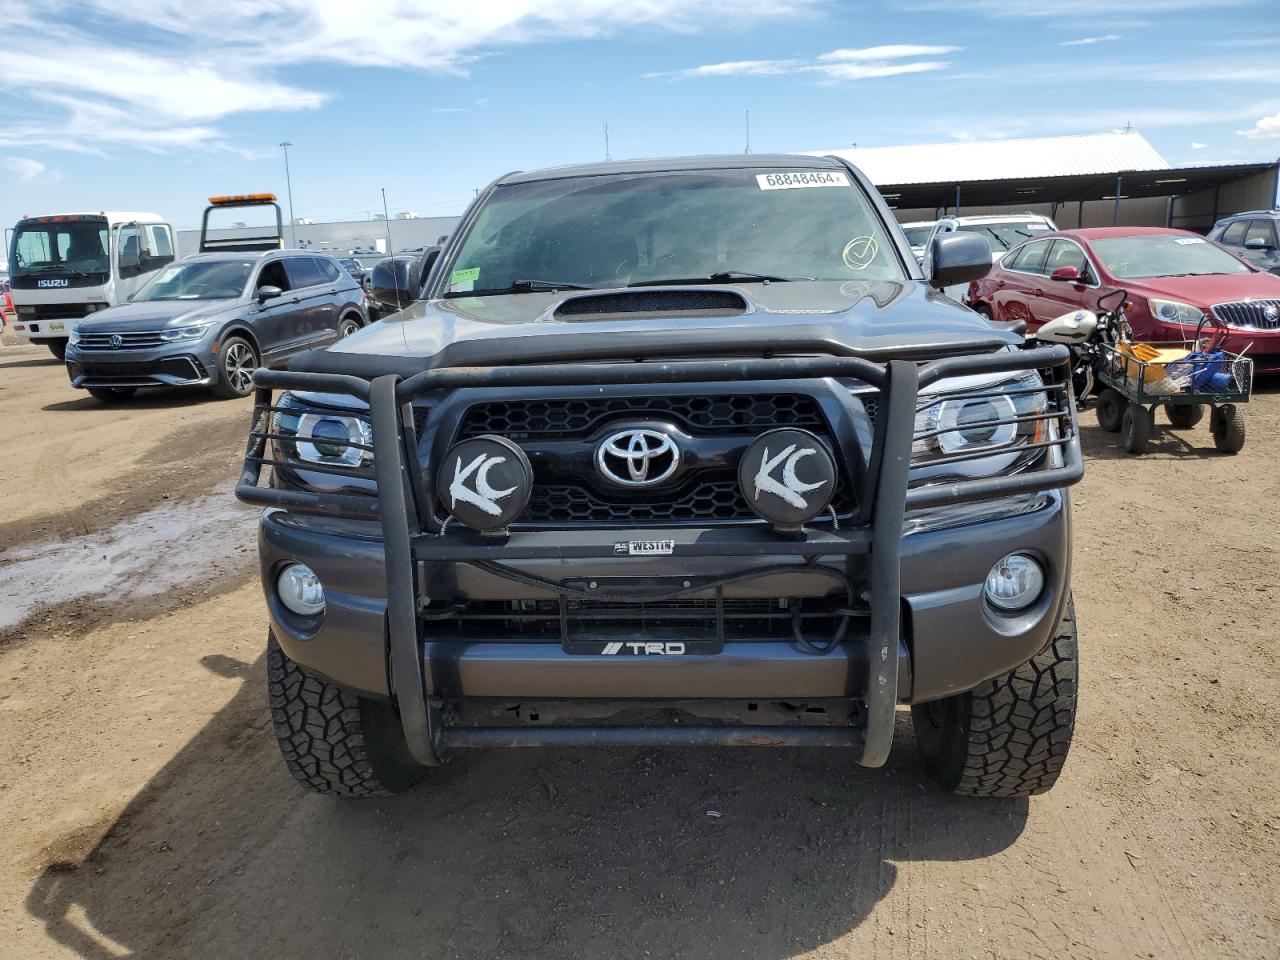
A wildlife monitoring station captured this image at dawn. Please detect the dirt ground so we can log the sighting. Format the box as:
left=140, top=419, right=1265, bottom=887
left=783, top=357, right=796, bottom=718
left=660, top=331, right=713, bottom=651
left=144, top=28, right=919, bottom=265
left=0, top=332, right=1277, bottom=960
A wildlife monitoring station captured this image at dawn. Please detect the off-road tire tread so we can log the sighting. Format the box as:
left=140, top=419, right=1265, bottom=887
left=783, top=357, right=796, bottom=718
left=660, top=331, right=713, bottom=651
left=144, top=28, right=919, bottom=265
left=917, top=600, right=1078, bottom=798
left=267, top=636, right=398, bottom=797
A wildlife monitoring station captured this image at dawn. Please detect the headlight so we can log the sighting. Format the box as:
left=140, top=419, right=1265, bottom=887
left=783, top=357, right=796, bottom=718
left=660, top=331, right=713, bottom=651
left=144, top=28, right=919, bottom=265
left=912, top=371, right=1049, bottom=481
left=160, top=321, right=216, bottom=341
left=1147, top=298, right=1205, bottom=325
left=272, top=392, right=373, bottom=468
left=69, top=328, right=81, bottom=344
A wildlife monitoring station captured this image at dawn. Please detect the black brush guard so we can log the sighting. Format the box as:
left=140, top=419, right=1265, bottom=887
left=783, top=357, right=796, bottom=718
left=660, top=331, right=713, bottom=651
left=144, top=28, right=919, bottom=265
left=236, top=346, right=1082, bottom=767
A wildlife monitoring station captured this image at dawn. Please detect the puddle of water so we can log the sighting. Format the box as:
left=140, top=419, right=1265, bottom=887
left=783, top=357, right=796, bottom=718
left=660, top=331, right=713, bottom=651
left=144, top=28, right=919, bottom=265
left=0, top=492, right=258, bottom=632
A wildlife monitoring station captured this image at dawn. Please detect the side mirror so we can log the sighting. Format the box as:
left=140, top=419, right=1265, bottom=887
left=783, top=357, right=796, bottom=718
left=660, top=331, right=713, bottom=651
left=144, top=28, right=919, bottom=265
left=1244, top=237, right=1270, bottom=251
left=927, top=233, right=991, bottom=290
left=1050, top=265, right=1082, bottom=283
left=368, top=256, right=418, bottom=310
left=257, top=284, right=283, bottom=304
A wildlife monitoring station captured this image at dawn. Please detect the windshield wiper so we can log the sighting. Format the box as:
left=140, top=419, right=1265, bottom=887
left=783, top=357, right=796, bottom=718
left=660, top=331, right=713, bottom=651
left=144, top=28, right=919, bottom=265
left=26, top=263, right=98, bottom=280
left=444, top=278, right=595, bottom=297
left=628, top=270, right=807, bottom=287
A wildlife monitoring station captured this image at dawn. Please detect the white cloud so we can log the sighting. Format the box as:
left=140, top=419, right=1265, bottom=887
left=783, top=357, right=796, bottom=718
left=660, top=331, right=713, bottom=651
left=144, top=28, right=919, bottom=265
left=651, top=43, right=957, bottom=81
left=818, top=44, right=957, bottom=60
left=1237, top=111, right=1280, bottom=140
left=2, top=157, right=46, bottom=180
left=0, top=0, right=825, bottom=153
left=1190, top=141, right=1207, bottom=148
left=1058, top=34, right=1121, bottom=46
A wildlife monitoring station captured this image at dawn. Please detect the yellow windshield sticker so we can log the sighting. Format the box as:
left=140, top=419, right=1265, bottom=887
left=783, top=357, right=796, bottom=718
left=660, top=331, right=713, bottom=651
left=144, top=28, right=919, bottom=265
left=450, top=267, right=480, bottom=286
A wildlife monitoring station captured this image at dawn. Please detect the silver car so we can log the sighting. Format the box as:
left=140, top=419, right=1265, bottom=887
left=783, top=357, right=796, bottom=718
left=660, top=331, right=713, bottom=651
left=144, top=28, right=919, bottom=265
left=64, top=250, right=368, bottom=402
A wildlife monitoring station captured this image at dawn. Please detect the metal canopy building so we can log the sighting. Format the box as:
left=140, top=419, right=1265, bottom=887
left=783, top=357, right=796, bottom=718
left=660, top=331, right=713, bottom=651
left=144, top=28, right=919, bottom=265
left=809, top=132, right=1279, bottom=232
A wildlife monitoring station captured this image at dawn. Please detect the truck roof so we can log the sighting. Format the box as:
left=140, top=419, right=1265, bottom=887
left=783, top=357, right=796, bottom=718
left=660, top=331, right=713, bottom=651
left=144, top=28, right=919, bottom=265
left=499, top=153, right=847, bottom=185
left=17, top=211, right=169, bottom=225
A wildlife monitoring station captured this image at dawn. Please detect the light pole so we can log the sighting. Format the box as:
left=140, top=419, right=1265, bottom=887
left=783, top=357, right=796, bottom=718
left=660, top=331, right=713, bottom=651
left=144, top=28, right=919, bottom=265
left=279, top=142, right=296, bottom=248
left=381, top=187, right=393, bottom=254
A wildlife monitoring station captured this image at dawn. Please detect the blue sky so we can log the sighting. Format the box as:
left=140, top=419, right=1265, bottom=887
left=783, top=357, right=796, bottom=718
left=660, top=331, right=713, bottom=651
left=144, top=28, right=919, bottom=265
left=2, top=0, right=1278, bottom=233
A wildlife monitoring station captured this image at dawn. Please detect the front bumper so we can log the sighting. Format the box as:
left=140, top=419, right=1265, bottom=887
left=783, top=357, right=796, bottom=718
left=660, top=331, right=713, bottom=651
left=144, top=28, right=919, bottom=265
left=66, top=343, right=214, bottom=389
left=239, top=347, right=1082, bottom=766
left=259, top=489, right=1068, bottom=705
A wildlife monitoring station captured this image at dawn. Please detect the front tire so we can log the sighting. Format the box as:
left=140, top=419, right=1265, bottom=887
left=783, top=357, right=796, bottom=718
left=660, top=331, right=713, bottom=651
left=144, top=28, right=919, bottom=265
left=1121, top=404, right=1152, bottom=454
left=210, top=335, right=258, bottom=399
left=267, top=633, right=429, bottom=797
left=1210, top=404, right=1245, bottom=454
left=912, top=598, right=1078, bottom=797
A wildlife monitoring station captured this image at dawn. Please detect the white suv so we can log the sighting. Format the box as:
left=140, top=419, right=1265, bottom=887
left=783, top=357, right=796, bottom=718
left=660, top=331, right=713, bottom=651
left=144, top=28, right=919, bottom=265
left=921, top=213, right=1057, bottom=302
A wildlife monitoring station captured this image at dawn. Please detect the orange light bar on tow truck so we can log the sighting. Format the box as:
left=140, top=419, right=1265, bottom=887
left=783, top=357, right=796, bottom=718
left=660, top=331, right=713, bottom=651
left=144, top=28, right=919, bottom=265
left=207, top=193, right=278, bottom=206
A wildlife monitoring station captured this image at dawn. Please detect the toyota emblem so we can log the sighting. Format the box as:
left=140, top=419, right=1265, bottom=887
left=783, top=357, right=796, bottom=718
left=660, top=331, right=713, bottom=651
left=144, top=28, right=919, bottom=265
left=596, top=429, right=679, bottom=486
left=109, top=334, right=124, bottom=349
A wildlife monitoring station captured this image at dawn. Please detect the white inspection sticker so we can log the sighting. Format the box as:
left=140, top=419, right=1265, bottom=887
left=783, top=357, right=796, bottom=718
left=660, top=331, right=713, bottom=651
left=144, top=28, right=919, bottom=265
left=1174, top=237, right=1206, bottom=245
left=614, top=539, right=676, bottom=556
left=757, top=171, right=850, bottom=190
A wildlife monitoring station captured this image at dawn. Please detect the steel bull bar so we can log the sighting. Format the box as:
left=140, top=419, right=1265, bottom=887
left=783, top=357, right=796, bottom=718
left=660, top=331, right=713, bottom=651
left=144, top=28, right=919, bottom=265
left=239, top=344, right=1082, bottom=768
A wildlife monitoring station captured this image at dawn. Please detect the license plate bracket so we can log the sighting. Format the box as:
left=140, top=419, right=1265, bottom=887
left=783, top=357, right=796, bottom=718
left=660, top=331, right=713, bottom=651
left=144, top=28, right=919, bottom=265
left=559, top=579, right=725, bottom=655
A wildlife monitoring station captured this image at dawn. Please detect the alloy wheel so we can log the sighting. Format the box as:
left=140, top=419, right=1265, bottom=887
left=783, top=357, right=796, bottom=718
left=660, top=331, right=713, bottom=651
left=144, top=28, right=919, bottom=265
left=224, top=341, right=256, bottom=395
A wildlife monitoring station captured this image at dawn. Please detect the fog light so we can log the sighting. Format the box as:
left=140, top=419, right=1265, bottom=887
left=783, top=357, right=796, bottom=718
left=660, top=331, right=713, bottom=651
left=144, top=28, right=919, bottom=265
left=984, top=553, right=1044, bottom=611
left=278, top=563, right=325, bottom=616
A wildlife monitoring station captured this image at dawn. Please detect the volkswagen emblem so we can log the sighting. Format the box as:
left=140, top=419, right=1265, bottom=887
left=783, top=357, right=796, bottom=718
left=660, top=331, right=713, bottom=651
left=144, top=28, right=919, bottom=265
left=596, top=429, right=679, bottom=486
left=109, top=334, right=124, bottom=349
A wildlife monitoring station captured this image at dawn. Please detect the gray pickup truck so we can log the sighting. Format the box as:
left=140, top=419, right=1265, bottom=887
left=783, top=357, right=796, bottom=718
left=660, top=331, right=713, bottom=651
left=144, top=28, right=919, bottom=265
left=237, top=155, right=1083, bottom=799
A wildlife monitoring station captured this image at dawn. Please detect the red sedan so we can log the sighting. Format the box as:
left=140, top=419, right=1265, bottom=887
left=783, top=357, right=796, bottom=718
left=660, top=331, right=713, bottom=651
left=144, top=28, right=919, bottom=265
left=968, top=227, right=1280, bottom=371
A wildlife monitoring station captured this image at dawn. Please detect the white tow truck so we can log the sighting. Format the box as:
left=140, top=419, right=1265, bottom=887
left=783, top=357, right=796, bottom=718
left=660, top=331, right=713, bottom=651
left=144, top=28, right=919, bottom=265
left=6, top=212, right=178, bottom=359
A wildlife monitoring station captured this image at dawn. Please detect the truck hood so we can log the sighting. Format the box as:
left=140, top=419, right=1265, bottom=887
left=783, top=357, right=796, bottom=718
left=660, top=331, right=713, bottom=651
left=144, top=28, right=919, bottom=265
left=76, top=298, right=240, bottom=332
left=308, top=280, right=1018, bottom=375
left=1120, top=270, right=1280, bottom=307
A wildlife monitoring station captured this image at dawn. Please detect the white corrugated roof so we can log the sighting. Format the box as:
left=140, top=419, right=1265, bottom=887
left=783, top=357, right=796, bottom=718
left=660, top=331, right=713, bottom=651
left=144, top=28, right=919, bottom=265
left=805, top=131, right=1170, bottom=186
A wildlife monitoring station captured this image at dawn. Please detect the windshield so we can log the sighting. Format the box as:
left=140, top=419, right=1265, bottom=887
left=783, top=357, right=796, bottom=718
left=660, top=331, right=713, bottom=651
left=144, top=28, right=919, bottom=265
left=442, top=168, right=905, bottom=296
left=1092, top=234, right=1252, bottom=279
left=9, top=218, right=110, bottom=278
left=902, top=225, right=934, bottom=247
left=957, top=221, right=1053, bottom=253
left=132, top=260, right=255, bottom=302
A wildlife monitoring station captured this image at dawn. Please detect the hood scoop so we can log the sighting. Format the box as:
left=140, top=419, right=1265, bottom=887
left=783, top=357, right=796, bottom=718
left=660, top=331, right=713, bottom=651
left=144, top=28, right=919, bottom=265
left=553, top=288, right=749, bottom=322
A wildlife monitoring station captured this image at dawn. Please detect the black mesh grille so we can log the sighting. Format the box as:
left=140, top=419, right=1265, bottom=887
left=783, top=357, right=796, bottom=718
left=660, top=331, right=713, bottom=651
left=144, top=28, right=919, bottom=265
left=459, top=394, right=825, bottom=441
left=524, top=478, right=854, bottom=524
left=453, top=393, right=853, bottom=526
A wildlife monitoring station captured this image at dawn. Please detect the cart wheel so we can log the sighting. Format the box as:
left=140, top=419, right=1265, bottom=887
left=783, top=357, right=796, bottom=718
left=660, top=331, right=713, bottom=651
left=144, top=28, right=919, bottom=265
left=1210, top=404, right=1245, bottom=454
left=1096, top=388, right=1127, bottom=433
left=1165, top=404, right=1204, bottom=429
left=1121, top=404, right=1152, bottom=454
left=1095, top=391, right=1126, bottom=435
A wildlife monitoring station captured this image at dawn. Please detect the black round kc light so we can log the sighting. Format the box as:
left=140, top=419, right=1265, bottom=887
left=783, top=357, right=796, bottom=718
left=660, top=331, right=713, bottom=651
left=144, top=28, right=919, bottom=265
left=738, top=428, right=837, bottom=529
left=437, top=435, right=533, bottom=532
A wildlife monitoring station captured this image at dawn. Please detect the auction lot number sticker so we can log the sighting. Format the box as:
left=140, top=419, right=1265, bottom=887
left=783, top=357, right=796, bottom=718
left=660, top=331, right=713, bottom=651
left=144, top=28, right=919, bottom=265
left=757, top=171, right=851, bottom=190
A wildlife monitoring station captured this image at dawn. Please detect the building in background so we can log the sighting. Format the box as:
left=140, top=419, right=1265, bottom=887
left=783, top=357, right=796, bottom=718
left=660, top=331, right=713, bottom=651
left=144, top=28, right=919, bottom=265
left=809, top=131, right=1279, bottom=233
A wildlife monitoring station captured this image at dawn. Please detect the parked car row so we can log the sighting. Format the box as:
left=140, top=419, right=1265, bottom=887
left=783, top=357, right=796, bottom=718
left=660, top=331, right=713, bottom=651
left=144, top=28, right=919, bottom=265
left=965, top=226, right=1280, bottom=371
